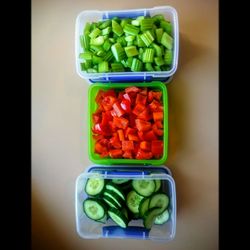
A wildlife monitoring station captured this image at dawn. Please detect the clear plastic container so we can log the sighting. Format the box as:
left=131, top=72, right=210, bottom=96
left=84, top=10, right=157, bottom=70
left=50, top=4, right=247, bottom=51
left=75, top=6, right=179, bottom=83
left=88, top=82, right=168, bottom=165
left=75, top=165, right=176, bottom=242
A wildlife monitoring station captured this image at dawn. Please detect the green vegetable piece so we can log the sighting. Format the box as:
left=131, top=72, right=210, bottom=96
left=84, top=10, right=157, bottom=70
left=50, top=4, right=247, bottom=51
left=154, top=56, right=165, bottom=66
left=145, top=62, right=154, bottom=71
left=112, top=20, right=124, bottom=37
left=99, top=19, right=111, bottom=29
left=90, top=36, right=105, bottom=46
left=79, top=52, right=92, bottom=60
left=87, top=68, right=98, bottom=73
left=164, top=50, right=173, bottom=65
left=154, top=65, right=162, bottom=71
left=111, top=43, right=126, bottom=62
left=131, top=20, right=140, bottom=26
left=120, top=18, right=131, bottom=28
left=151, top=43, right=162, bottom=57
left=98, top=61, right=109, bottom=73
left=102, top=26, right=112, bottom=36
left=161, top=32, right=173, bottom=50
left=142, top=48, right=154, bottom=63
left=103, top=50, right=114, bottom=62
left=89, top=28, right=101, bottom=39
left=124, top=24, right=140, bottom=36
left=131, top=58, right=143, bottom=72
left=111, top=62, right=125, bottom=72
left=152, top=14, right=165, bottom=25
left=124, top=46, right=139, bottom=57
left=136, top=35, right=146, bottom=47
left=92, top=55, right=103, bottom=65
left=126, top=57, right=133, bottom=68
left=140, top=31, right=155, bottom=47
left=160, top=20, right=172, bottom=35
left=84, top=22, right=91, bottom=34
left=156, top=28, right=163, bottom=43
left=140, top=18, right=153, bottom=31
left=125, top=35, right=135, bottom=42
left=103, top=39, right=112, bottom=51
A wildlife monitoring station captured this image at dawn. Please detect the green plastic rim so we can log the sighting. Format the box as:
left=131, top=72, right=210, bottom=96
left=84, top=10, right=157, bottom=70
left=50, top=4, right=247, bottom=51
left=88, top=81, right=168, bottom=165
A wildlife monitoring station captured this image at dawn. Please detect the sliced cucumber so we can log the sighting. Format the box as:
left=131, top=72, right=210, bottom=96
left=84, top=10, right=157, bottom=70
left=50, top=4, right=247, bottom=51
left=97, top=213, right=108, bottom=224
left=126, top=190, right=144, bottom=214
left=154, top=180, right=161, bottom=192
left=112, top=178, right=130, bottom=184
left=149, top=193, right=169, bottom=213
left=85, top=177, right=105, bottom=196
left=83, top=198, right=106, bottom=221
left=108, top=207, right=128, bottom=228
left=143, top=207, right=163, bottom=229
left=103, top=190, right=123, bottom=208
left=132, top=180, right=155, bottom=197
left=154, top=209, right=169, bottom=225
left=106, top=182, right=126, bottom=201
left=139, top=197, right=150, bottom=217
left=103, top=195, right=120, bottom=209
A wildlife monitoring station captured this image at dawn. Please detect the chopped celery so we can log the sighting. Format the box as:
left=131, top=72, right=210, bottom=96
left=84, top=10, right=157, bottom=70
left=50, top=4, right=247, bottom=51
left=127, top=41, right=133, bottom=46
left=120, top=18, right=131, bottom=28
left=126, top=57, right=133, bottom=68
left=111, top=62, right=125, bottom=72
left=79, top=52, right=92, bottom=60
left=140, top=18, right=153, bottom=31
left=140, top=31, right=154, bottom=47
left=154, top=65, right=162, bottom=71
left=131, top=58, right=143, bottom=72
left=102, top=26, right=112, bottom=36
left=103, top=51, right=114, bottom=62
left=124, top=46, right=139, bottom=57
left=125, top=35, right=135, bottom=42
left=131, top=20, right=140, bottom=26
left=142, top=48, right=154, bottom=63
left=164, top=50, right=173, bottom=65
left=98, top=61, right=109, bottom=72
left=154, top=56, right=165, bottom=66
left=103, top=39, right=112, bottom=51
left=99, top=19, right=111, bottom=29
left=112, top=20, right=124, bottom=36
left=109, top=38, right=115, bottom=43
left=160, top=20, right=172, bottom=35
left=87, top=68, right=98, bottom=73
left=111, top=43, right=126, bottom=62
left=156, top=28, right=163, bottom=43
left=117, top=36, right=127, bottom=47
left=90, top=36, right=105, bottom=46
left=151, top=43, right=162, bottom=57
left=92, top=55, right=103, bottom=65
left=137, top=35, right=146, bottom=47
left=124, top=24, right=140, bottom=36
left=145, top=63, right=154, bottom=71
left=161, top=32, right=173, bottom=50
left=152, top=14, right=165, bottom=25
left=89, top=28, right=101, bottom=39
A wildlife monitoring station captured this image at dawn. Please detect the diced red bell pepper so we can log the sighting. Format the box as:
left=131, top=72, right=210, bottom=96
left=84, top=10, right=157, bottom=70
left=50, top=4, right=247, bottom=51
left=117, top=129, right=125, bottom=141
left=152, top=123, right=163, bottom=136
left=155, top=120, right=163, bottom=128
left=120, top=99, right=131, bottom=113
left=135, top=119, right=151, bottom=132
left=137, top=131, right=145, bottom=141
left=123, top=93, right=131, bottom=102
left=153, top=111, right=163, bottom=122
left=109, top=149, right=123, bottom=158
left=151, top=140, right=163, bottom=158
left=148, top=91, right=162, bottom=102
left=125, top=127, right=137, bottom=138
left=101, top=111, right=112, bottom=126
left=110, top=109, right=118, bottom=117
left=140, top=87, right=148, bottom=96
left=144, top=130, right=158, bottom=141
left=140, top=141, right=151, bottom=151
left=157, top=105, right=164, bottom=111
left=92, top=113, right=101, bottom=124
left=92, top=134, right=104, bottom=141
left=118, top=91, right=125, bottom=101
left=133, top=142, right=140, bottom=156
left=125, top=86, right=140, bottom=93
left=136, top=148, right=153, bottom=159
left=135, top=93, right=147, bottom=105
left=113, top=102, right=125, bottom=117
left=132, top=103, right=145, bottom=116
left=101, top=96, right=116, bottom=111
left=113, top=116, right=129, bottom=129
left=95, top=90, right=105, bottom=104
left=100, top=151, right=110, bottom=158
left=122, top=140, right=134, bottom=151
left=95, top=142, right=108, bottom=154
left=103, top=89, right=116, bottom=98
left=129, top=113, right=137, bottom=128
left=109, top=133, right=122, bottom=149
left=137, top=107, right=152, bottom=121
left=128, top=134, right=140, bottom=141
left=149, top=99, right=161, bottom=112
left=123, top=150, right=133, bottom=159
left=92, top=123, right=103, bottom=135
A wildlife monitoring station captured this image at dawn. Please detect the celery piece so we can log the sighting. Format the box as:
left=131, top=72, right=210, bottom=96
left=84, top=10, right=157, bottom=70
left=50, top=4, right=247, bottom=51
left=92, top=55, right=103, bottom=65
left=151, top=43, right=162, bottom=57
left=84, top=22, right=91, bottom=34
left=124, top=24, right=140, bottom=36
left=102, top=26, right=112, bottom=36
left=156, top=28, right=163, bottom=43
left=80, top=62, right=85, bottom=71
left=117, top=36, right=127, bottom=47
left=131, top=20, right=140, bottom=26
left=87, top=68, right=98, bottom=73
left=99, top=19, right=111, bottom=29
left=139, top=48, right=144, bottom=54
left=161, top=65, right=171, bottom=71
left=127, top=41, right=133, bottom=46
left=160, top=20, right=172, bottom=35
left=142, top=48, right=154, bottom=63
left=140, top=18, right=153, bottom=31
left=103, top=39, right=112, bottom=51
left=137, top=35, right=146, bottom=47
left=98, top=61, right=109, bottom=73
left=89, top=28, right=101, bottom=39
left=90, top=45, right=104, bottom=54
left=154, top=56, right=165, bottom=66
left=103, top=51, right=114, bottom=62
left=90, top=23, right=98, bottom=32
left=111, top=62, right=125, bottom=72
left=112, top=20, right=124, bottom=36
left=164, top=50, right=173, bottom=65
left=96, top=50, right=106, bottom=57
left=152, top=14, right=165, bottom=25
left=109, top=38, right=115, bottom=43
left=125, top=35, right=135, bottom=42
left=131, top=58, right=143, bottom=72
left=126, top=57, right=133, bottom=68
left=154, top=65, right=162, bottom=71
left=80, top=33, right=90, bottom=50
left=124, top=46, right=139, bottom=57
left=145, top=62, right=154, bottom=71
left=161, top=32, right=173, bottom=50
left=90, top=36, right=105, bottom=46
left=121, top=18, right=131, bottom=28
left=140, top=31, right=154, bottom=47
left=111, top=43, right=126, bottom=62
left=112, top=17, right=121, bottom=23
left=79, top=52, right=92, bottom=60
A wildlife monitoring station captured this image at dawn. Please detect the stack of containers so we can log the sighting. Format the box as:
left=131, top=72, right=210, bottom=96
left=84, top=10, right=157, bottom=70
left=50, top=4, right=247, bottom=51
left=75, top=6, right=179, bottom=242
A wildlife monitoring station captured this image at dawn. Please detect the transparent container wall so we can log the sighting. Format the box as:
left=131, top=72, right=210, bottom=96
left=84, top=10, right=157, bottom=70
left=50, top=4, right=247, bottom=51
left=75, top=6, right=179, bottom=83
left=75, top=166, right=176, bottom=242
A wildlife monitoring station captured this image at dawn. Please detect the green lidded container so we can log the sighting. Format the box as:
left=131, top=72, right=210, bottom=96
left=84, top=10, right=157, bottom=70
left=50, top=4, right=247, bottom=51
left=88, top=81, right=168, bottom=165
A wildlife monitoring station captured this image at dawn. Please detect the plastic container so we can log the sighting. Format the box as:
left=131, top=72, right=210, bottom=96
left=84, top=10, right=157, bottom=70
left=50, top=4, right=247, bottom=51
left=88, top=81, right=168, bottom=165
left=75, top=165, right=176, bottom=242
left=75, top=6, right=179, bottom=83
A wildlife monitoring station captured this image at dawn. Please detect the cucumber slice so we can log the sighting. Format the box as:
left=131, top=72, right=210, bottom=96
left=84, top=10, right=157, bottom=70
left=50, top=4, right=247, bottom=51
left=139, top=197, right=150, bottom=217
left=108, top=207, right=128, bottom=228
left=143, top=207, right=163, bottom=229
left=97, top=214, right=108, bottom=224
left=126, top=190, right=144, bottom=214
left=103, top=190, right=123, bottom=208
left=85, top=177, right=105, bottom=196
left=149, top=193, right=169, bottom=213
left=112, top=178, right=130, bottom=184
left=83, top=198, right=106, bottom=221
left=103, top=195, right=120, bottom=209
left=154, top=180, right=161, bottom=192
left=132, top=180, right=155, bottom=197
left=154, top=209, right=170, bottom=225
left=105, top=182, right=126, bottom=201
